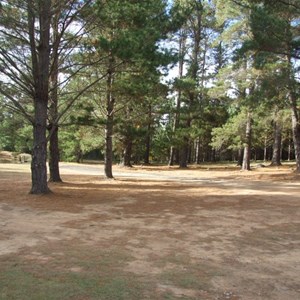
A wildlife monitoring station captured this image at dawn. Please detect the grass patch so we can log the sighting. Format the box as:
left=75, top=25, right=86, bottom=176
left=156, top=254, right=225, bottom=293
left=0, top=242, right=147, bottom=300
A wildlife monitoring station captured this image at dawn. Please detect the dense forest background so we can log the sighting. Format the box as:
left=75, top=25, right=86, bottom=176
left=0, top=0, right=299, bottom=193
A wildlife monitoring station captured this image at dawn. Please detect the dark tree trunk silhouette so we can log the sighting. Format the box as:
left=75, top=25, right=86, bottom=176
left=270, top=120, right=282, bottom=166
left=29, top=0, right=51, bottom=194
left=104, top=52, right=115, bottom=179
left=241, top=112, right=252, bottom=171
left=122, top=138, right=133, bottom=167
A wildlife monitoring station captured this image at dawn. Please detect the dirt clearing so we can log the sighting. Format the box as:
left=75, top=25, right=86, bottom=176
left=0, top=163, right=300, bottom=299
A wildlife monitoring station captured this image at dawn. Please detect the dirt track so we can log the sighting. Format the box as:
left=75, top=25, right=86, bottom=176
left=0, top=163, right=300, bottom=299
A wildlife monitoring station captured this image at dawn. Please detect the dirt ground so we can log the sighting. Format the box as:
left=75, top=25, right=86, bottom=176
left=0, top=162, right=300, bottom=300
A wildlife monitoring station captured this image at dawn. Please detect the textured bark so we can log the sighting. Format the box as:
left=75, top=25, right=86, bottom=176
left=104, top=53, right=115, bottom=179
left=48, top=8, right=62, bottom=182
left=30, top=102, right=50, bottom=194
left=270, top=121, right=282, bottom=166
left=48, top=126, right=62, bottom=182
left=28, top=0, right=51, bottom=194
left=241, top=112, right=252, bottom=171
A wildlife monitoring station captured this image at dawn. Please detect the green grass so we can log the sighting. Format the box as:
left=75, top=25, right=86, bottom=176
left=0, top=243, right=147, bottom=300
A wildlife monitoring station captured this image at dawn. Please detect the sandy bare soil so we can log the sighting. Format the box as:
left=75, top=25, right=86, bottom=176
left=0, top=162, right=300, bottom=300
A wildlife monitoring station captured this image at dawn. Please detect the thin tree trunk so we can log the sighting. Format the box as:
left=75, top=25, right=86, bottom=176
left=179, top=5, right=202, bottom=168
left=270, top=120, right=282, bottom=166
left=195, top=137, right=200, bottom=164
left=122, top=138, right=133, bottom=167
left=104, top=52, right=115, bottom=179
left=168, top=29, right=186, bottom=166
left=286, top=54, right=300, bottom=172
left=48, top=7, right=62, bottom=182
left=242, top=112, right=252, bottom=171
left=263, top=135, right=267, bottom=162
left=144, top=133, right=151, bottom=165
left=179, top=137, right=189, bottom=168
left=237, top=148, right=243, bottom=166
left=291, top=106, right=300, bottom=172
left=288, top=136, right=292, bottom=161
left=48, top=126, right=62, bottom=182
left=144, top=106, right=151, bottom=165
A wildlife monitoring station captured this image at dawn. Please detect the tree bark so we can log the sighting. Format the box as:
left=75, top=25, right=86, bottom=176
left=285, top=51, right=300, bottom=171
left=144, top=106, right=152, bottom=165
left=270, top=120, right=282, bottom=166
left=237, top=148, right=243, bottom=166
left=179, top=4, right=202, bottom=168
left=168, top=28, right=186, bottom=166
left=241, top=112, right=251, bottom=171
left=28, top=0, right=51, bottom=194
left=122, top=138, right=133, bottom=167
left=179, top=137, right=189, bottom=168
left=104, top=52, right=115, bottom=179
left=30, top=102, right=50, bottom=194
left=48, top=6, right=62, bottom=182
left=291, top=104, right=300, bottom=172
left=195, top=137, right=201, bottom=164
left=48, top=125, right=62, bottom=182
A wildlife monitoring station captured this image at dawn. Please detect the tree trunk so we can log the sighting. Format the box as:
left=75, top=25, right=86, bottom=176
left=179, top=138, right=189, bottom=168
left=195, top=137, right=200, bottom=164
left=286, top=54, right=300, bottom=171
left=122, top=138, right=133, bottom=167
left=48, top=6, right=62, bottom=182
left=263, top=135, right=267, bottom=162
left=241, top=112, right=251, bottom=171
left=288, top=136, right=292, bottom=161
left=104, top=52, right=115, bottom=179
left=168, top=29, right=186, bottom=166
left=48, top=125, right=62, bottom=182
left=287, top=66, right=300, bottom=171
left=291, top=106, right=300, bottom=172
left=30, top=101, right=50, bottom=194
left=144, top=133, right=151, bottom=165
left=144, top=106, right=151, bottom=165
left=237, top=148, right=243, bottom=166
left=29, top=0, right=51, bottom=194
left=270, top=120, right=282, bottom=166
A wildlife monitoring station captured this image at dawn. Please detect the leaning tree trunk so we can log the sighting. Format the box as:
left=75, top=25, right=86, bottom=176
left=270, top=120, right=282, bottom=166
left=241, top=112, right=252, bottom=171
left=29, top=0, right=51, bottom=194
left=104, top=52, right=115, bottom=179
